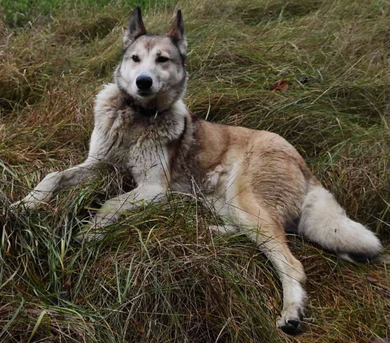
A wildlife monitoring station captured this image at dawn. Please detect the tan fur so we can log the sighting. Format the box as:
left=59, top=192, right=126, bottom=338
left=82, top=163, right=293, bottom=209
left=12, top=8, right=383, bottom=334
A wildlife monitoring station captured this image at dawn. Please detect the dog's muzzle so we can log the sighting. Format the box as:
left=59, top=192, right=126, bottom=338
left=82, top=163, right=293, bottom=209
left=136, top=76, right=153, bottom=91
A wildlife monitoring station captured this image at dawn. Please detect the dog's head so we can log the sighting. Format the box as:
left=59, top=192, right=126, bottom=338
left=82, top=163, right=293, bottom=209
left=115, top=7, right=187, bottom=111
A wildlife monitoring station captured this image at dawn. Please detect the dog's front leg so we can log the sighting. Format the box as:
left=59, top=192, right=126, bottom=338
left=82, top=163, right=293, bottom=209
left=78, top=184, right=167, bottom=241
left=11, top=160, right=102, bottom=211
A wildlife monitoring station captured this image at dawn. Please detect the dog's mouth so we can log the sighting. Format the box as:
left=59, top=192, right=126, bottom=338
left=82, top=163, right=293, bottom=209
left=137, top=90, right=155, bottom=98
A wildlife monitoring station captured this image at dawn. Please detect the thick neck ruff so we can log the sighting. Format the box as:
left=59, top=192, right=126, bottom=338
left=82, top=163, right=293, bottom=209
left=120, top=90, right=168, bottom=118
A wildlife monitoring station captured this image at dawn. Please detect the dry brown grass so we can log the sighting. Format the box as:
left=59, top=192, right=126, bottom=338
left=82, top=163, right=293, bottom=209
left=1, top=0, right=389, bottom=342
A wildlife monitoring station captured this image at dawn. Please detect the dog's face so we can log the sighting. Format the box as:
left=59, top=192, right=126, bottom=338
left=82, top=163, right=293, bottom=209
left=115, top=7, right=187, bottom=109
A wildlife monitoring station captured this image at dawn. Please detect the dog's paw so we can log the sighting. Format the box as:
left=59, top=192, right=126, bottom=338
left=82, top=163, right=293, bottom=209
left=9, top=199, right=36, bottom=214
left=74, top=213, right=119, bottom=243
left=74, top=231, right=104, bottom=243
left=208, top=225, right=238, bottom=235
left=74, top=224, right=106, bottom=243
left=276, top=317, right=302, bottom=335
left=91, top=212, right=120, bottom=228
left=9, top=201, right=21, bottom=213
left=276, top=306, right=304, bottom=335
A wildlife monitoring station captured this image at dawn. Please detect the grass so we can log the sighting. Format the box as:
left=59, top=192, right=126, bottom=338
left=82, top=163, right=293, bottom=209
left=1, top=0, right=390, bottom=342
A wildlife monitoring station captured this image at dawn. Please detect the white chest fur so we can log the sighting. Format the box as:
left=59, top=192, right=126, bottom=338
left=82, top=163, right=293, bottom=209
left=89, top=83, right=187, bottom=185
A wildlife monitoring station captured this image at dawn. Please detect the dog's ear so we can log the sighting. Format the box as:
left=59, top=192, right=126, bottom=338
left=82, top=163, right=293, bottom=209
left=168, top=10, right=187, bottom=59
left=123, top=7, right=147, bottom=48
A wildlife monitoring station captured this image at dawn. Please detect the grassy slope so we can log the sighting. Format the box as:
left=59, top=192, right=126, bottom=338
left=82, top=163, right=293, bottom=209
left=1, top=0, right=390, bottom=342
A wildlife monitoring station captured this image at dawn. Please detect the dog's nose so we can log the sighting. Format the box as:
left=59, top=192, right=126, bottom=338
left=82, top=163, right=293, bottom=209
left=136, top=76, right=153, bottom=91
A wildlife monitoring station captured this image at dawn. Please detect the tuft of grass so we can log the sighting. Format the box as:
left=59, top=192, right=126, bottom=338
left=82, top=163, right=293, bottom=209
left=1, top=0, right=389, bottom=342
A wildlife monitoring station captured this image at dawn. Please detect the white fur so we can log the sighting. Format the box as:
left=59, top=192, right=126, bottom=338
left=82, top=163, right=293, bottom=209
left=12, top=82, right=186, bottom=229
left=11, top=160, right=100, bottom=211
left=276, top=270, right=306, bottom=329
left=298, top=186, right=382, bottom=256
left=208, top=225, right=238, bottom=234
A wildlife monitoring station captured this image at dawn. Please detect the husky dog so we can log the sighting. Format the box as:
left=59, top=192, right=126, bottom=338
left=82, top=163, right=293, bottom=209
left=12, top=7, right=383, bottom=334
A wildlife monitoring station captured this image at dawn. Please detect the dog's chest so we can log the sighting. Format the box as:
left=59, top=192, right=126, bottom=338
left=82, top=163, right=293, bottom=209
left=100, top=110, right=172, bottom=183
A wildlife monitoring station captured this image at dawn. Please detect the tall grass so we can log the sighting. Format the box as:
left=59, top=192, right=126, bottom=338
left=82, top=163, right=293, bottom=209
left=0, top=0, right=389, bottom=342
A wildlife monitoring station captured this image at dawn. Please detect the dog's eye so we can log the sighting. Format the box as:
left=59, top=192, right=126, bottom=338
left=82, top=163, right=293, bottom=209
left=157, top=56, right=169, bottom=63
left=132, top=55, right=140, bottom=62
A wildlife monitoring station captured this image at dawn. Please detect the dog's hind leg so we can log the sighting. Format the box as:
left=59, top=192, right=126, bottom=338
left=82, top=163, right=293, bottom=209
left=250, top=226, right=306, bottom=334
left=228, top=193, right=306, bottom=335
left=11, top=159, right=102, bottom=211
left=208, top=225, right=238, bottom=235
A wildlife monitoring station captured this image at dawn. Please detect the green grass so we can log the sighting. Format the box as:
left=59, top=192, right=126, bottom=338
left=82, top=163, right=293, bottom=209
left=1, top=0, right=390, bottom=342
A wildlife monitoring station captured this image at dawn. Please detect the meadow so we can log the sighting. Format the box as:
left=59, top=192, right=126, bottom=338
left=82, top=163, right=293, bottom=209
left=0, top=0, right=389, bottom=342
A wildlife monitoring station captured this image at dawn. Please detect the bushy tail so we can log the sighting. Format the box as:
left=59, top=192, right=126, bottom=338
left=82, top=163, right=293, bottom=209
left=298, top=185, right=382, bottom=263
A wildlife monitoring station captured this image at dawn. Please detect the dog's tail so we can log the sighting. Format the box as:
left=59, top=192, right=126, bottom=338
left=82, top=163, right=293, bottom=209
left=297, top=184, right=382, bottom=263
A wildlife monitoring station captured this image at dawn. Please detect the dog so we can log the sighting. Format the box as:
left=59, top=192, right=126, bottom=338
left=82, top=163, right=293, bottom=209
left=12, top=7, right=384, bottom=334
